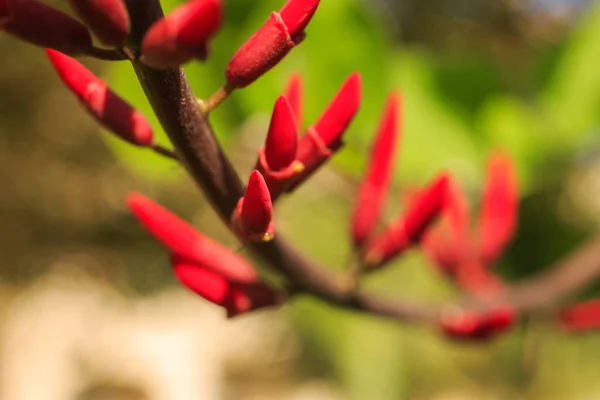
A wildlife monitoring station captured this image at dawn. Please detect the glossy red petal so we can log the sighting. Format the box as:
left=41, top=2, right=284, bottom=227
left=69, top=0, right=130, bottom=46
left=4, top=0, right=91, bottom=55
left=127, top=193, right=259, bottom=283
left=141, top=0, right=222, bottom=69
left=46, top=49, right=153, bottom=146
left=313, top=72, right=362, bottom=147
left=265, top=96, right=298, bottom=171
left=478, top=152, right=518, bottom=265
left=284, top=73, right=303, bottom=127
left=279, top=0, right=320, bottom=39
left=351, top=92, right=401, bottom=247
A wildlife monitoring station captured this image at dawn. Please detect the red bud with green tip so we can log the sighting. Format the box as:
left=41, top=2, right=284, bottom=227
left=127, top=193, right=259, bottom=284
left=351, top=92, right=401, bottom=247
left=69, top=0, right=130, bottom=46
left=284, top=73, right=303, bottom=127
left=232, top=171, right=275, bottom=242
left=172, top=255, right=282, bottom=318
left=141, top=0, right=222, bottom=69
left=225, top=0, right=320, bottom=89
left=477, top=152, right=518, bottom=266
left=46, top=49, right=154, bottom=147
left=4, top=0, right=91, bottom=55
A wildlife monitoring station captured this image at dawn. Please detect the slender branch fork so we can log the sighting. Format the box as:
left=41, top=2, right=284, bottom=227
left=123, top=0, right=600, bottom=324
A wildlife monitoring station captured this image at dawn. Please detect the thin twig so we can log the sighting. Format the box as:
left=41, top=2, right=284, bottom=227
left=86, top=47, right=128, bottom=61
left=151, top=144, right=179, bottom=161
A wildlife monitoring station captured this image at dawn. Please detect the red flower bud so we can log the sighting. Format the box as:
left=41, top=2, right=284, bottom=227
left=404, top=173, right=449, bottom=241
left=477, top=152, right=518, bottom=265
left=558, top=299, right=600, bottom=332
left=232, top=171, right=275, bottom=242
left=4, top=0, right=92, bottom=55
left=364, top=173, right=449, bottom=268
left=225, top=0, right=320, bottom=89
left=172, top=255, right=282, bottom=318
left=256, top=96, right=303, bottom=199
left=440, top=306, right=515, bottom=341
left=265, top=96, right=298, bottom=171
left=127, top=193, right=259, bottom=284
left=351, top=92, right=401, bottom=247
left=313, top=72, right=362, bottom=147
left=69, top=0, right=130, bottom=46
left=141, top=0, right=222, bottom=69
left=284, top=73, right=303, bottom=127
left=422, top=181, right=470, bottom=274
left=454, top=259, right=505, bottom=297
left=286, top=73, right=362, bottom=192
left=46, top=49, right=154, bottom=146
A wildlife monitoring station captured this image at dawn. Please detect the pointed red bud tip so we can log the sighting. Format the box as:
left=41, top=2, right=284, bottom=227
left=440, top=307, right=515, bottom=341
left=279, top=0, right=320, bottom=40
left=351, top=92, right=401, bottom=247
left=234, top=171, right=275, bottom=241
left=46, top=50, right=154, bottom=146
left=478, top=152, right=518, bottom=265
left=127, top=193, right=259, bottom=284
left=141, top=0, right=222, bottom=69
left=558, top=299, right=600, bottom=332
left=69, top=0, right=130, bottom=46
left=284, top=73, right=303, bottom=127
left=404, top=173, right=450, bottom=243
left=3, top=0, right=92, bottom=55
left=172, top=256, right=282, bottom=318
left=314, top=73, right=362, bottom=147
left=265, top=96, right=299, bottom=171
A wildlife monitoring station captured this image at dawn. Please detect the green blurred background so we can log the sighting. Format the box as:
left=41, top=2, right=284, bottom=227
left=3, top=0, right=600, bottom=399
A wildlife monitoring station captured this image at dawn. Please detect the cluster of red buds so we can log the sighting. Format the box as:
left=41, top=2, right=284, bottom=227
left=4, top=0, right=600, bottom=334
